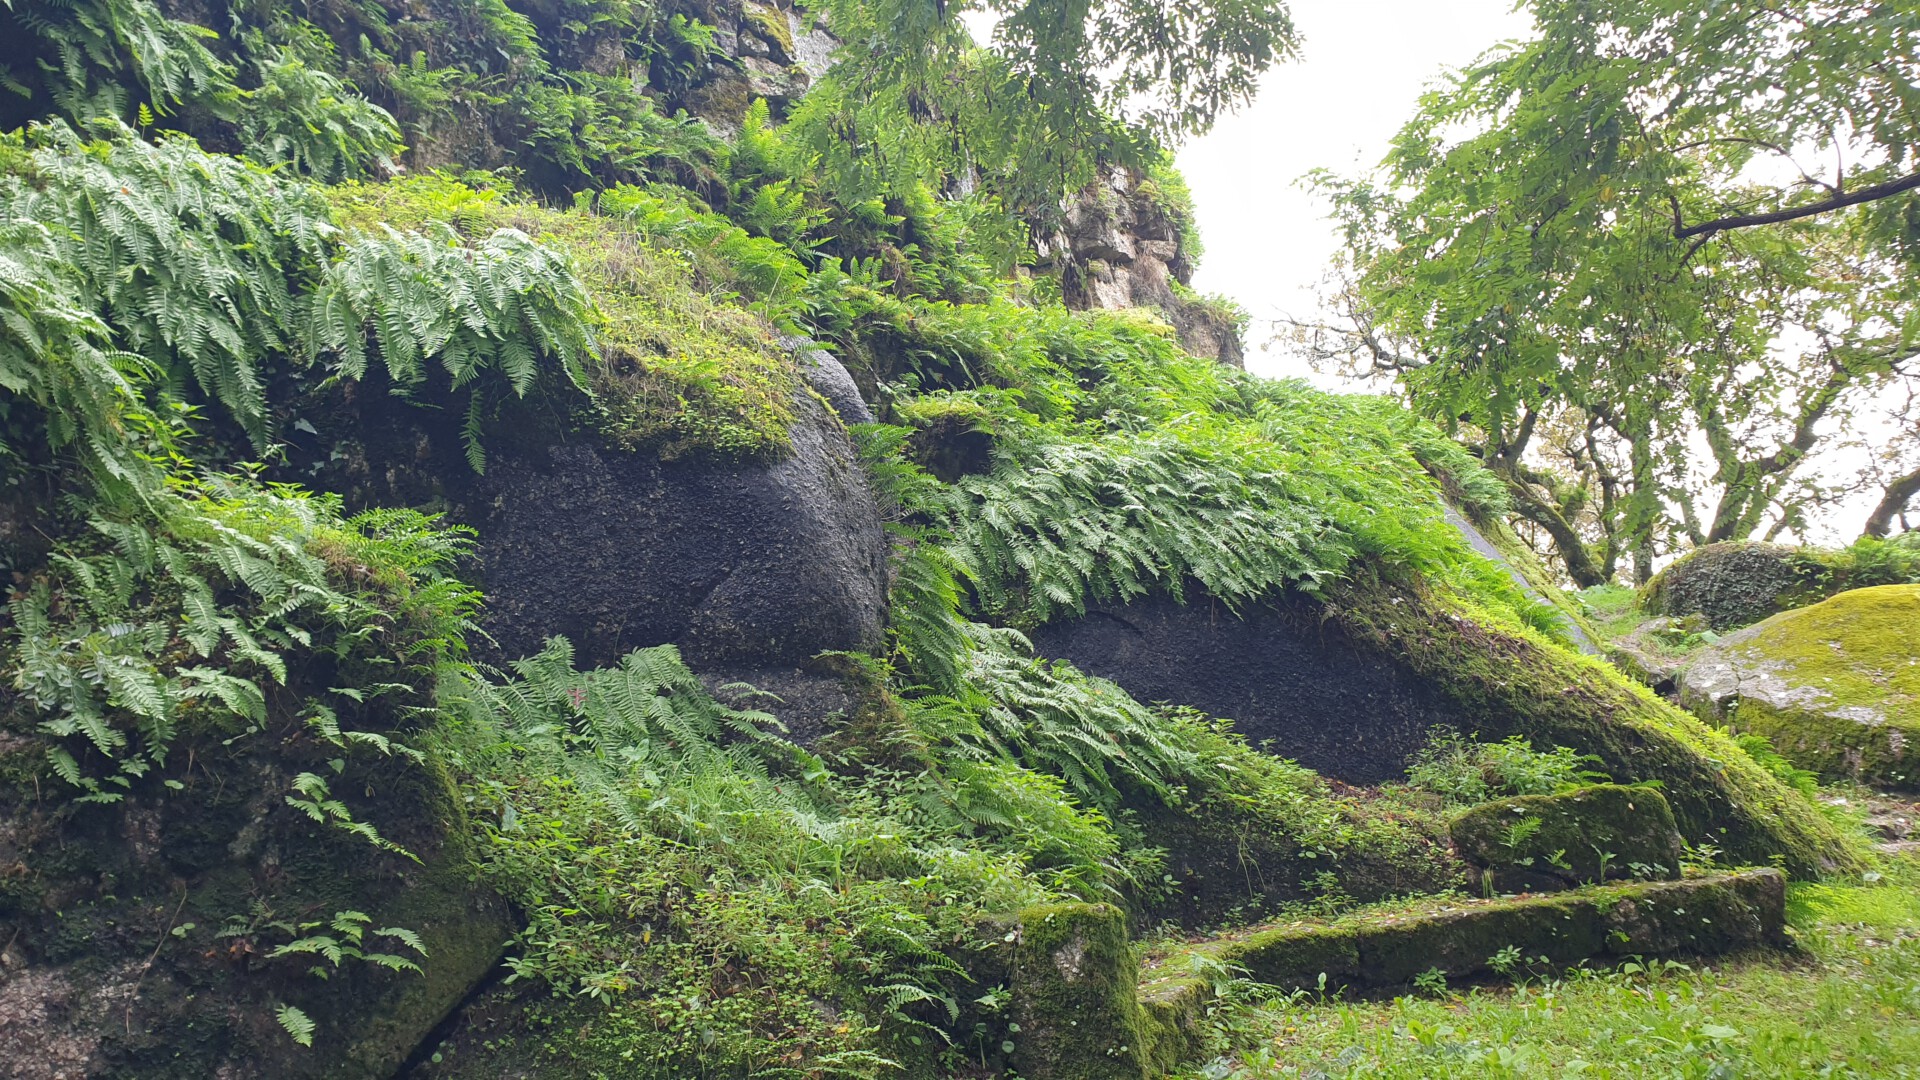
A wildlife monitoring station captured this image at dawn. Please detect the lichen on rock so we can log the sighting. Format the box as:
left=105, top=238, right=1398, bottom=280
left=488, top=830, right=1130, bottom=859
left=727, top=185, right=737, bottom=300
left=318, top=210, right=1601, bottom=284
left=1679, top=584, right=1920, bottom=789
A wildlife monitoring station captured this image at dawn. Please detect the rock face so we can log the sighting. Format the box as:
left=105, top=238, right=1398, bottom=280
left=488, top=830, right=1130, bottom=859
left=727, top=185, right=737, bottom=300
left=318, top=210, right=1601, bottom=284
left=1440, top=502, right=1596, bottom=653
left=676, top=0, right=838, bottom=134
left=0, top=720, right=512, bottom=1080
left=474, top=387, right=888, bottom=677
left=1679, top=584, right=1920, bottom=788
left=1038, top=166, right=1246, bottom=367
left=1030, top=593, right=1475, bottom=783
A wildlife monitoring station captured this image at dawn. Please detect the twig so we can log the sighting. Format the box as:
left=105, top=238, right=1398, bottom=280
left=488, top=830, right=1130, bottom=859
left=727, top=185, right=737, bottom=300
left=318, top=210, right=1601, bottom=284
left=126, top=890, right=191, bottom=1036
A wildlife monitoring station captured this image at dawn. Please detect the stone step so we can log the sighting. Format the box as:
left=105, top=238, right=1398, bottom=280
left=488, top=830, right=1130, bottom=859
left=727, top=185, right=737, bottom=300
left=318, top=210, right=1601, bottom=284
left=1005, top=870, right=1788, bottom=1080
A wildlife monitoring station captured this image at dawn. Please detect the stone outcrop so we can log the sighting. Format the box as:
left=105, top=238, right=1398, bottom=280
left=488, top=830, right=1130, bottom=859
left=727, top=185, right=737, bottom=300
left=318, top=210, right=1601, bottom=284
left=470, top=359, right=887, bottom=743
left=1030, top=592, right=1474, bottom=784
left=473, top=387, right=887, bottom=674
left=1038, top=166, right=1246, bottom=366
left=0, top=710, right=512, bottom=1080
left=1643, top=541, right=1829, bottom=632
left=1679, top=584, right=1920, bottom=789
left=1449, top=784, right=1685, bottom=894
left=1032, top=580, right=1863, bottom=878
left=676, top=0, right=837, bottom=133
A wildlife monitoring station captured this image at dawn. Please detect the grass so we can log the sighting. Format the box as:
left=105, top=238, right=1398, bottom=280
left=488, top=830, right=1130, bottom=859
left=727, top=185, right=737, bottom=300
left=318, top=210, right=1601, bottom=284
left=1174, top=848, right=1920, bottom=1078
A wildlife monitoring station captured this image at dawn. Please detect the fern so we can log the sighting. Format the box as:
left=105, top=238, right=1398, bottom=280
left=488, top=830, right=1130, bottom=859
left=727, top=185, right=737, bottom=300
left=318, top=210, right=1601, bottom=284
left=2, top=123, right=599, bottom=471
left=239, top=46, right=401, bottom=181
left=5, top=473, right=477, bottom=800
left=275, top=1003, right=316, bottom=1047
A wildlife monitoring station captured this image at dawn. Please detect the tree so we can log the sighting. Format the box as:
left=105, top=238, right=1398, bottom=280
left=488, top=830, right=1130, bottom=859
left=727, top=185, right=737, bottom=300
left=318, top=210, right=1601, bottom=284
left=812, top=0, right=1298, bottom=209
left=1303, top=0, right=1920, bottom=584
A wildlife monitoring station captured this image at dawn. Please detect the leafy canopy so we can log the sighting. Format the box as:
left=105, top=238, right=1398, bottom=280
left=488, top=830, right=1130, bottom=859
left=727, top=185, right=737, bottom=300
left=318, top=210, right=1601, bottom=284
left=1311, top=0, right=1920, bottom=582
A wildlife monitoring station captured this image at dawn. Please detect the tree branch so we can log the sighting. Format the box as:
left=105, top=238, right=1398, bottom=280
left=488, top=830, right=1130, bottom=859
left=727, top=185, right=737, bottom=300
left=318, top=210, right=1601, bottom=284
left=1863, top=466, right=1920, bottom=539
left=1676, top=170, right=1920, bottom=240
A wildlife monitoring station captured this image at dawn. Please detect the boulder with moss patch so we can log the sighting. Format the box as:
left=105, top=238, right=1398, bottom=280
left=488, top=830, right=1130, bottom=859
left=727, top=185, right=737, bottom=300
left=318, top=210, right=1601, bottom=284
left=1038, top=580, right=1863, bottom=877
left=1645, top=539, right=1920, bottom=633
left=1450, top=784, right=1684, bottom=893
left=1009, top=903, right=1153, bottom=1080
left=1678, top=585, right=1920, bottom=789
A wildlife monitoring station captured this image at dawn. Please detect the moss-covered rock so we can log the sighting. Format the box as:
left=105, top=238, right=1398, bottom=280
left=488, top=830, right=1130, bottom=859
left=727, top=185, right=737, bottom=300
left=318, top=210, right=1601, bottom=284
left=1643, top=542, right=1825, bottom=631
left=1009, top=903, right=1152, bottom=1080
left=1140, top=869, right=1787, bottom=1009
left=1679, top=585, right=1920, bottom=789
left=0, top=714, right=511, bottom=1080
left=1450, top=784, right=1684, bottom=893
left=1327, top=579, right=1865, bottom=877
left=1645, top=539, right=1920, bottom=632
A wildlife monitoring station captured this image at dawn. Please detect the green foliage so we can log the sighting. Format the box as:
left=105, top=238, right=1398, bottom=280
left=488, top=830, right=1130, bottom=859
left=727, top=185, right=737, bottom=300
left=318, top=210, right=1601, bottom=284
left=942, top=431, right=1345, bottom=623
left=924, top=623, right=1198, bottom=814
left=1732, top=733, right=1820, bottom=799
left=0, top=125, right=599, bottom=471
left=1316, top=0, right=1920, bottom=583
left=816, top=0, right=1297, bottom=220
left=275, top=1003, right=316, bottom=1047
left=434, top=639, right=1065, bottom=1074
left=329, top=174, right=801, bottom=461
left=5, top=472, right=477, bottom=800
left=858, top=297, right=1569, bottom=652
left=4, top=0, right=235, bottom=122
left=256, top=907, right=429, bottom=977
left=309, top=221, right=597, bottom=470
left=1401, top=731, right=1610, bottom=810
left=239, top=48, right=401, bottom=181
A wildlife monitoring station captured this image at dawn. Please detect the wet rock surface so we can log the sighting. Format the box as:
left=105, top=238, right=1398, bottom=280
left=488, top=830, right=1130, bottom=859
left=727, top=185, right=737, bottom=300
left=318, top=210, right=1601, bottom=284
left=1030, top=593, right=1475, bottom=783
left=472, top=388, right=889, bottom=676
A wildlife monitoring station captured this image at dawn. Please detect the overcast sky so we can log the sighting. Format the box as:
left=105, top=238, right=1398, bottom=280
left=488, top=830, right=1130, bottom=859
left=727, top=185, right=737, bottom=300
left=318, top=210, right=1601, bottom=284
left=1176, top=0, right=1534, bottom=382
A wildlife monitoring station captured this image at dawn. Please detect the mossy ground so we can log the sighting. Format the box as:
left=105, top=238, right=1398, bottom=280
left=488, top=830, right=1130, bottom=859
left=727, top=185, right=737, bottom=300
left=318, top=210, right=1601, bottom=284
left=1168, top=848, right=1920, bottom=1079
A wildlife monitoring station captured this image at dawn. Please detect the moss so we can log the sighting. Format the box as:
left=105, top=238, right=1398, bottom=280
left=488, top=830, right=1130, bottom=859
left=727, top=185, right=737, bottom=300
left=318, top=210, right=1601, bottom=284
left=1142, top=870, right=1787, bottom=1015
left=1231, top=924, right=1362, bottom=989
left=325, top=176, right=802, bottom=463
left=893, top=393, right=998, bottom=482
left=1326, top=577, right=1866, bottom=877
left=1600, top=870, right=1788, bottom=956
left=744, top=3, right=796, bottom=60
left=1705, top=585, right=1920, bottom=789
left=1449, top=784, right=1684, bottom=893
left=1358, top=895, right=1603, bottom=984
left=1009, top=903, right=1151, bottom=1080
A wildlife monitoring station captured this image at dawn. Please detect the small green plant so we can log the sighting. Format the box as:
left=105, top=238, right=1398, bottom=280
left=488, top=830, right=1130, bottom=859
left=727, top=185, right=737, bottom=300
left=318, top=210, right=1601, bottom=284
left=1410, top=966, right=1449, bottom=996
left=1402, top=730, right=1609, bottom=808
left=1487, top=943, right=1524, bottom=976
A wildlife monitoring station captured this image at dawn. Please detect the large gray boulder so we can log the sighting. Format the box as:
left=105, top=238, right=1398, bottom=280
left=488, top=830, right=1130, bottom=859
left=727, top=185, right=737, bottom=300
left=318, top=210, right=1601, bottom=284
left=470, top=372, right=888, bottom=742
left=1676, top=584, right=1920, bottom=788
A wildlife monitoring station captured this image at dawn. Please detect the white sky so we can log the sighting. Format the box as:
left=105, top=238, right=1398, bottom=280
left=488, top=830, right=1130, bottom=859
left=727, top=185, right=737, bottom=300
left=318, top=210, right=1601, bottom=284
left=1176, top=0, right=1534, bottom=382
